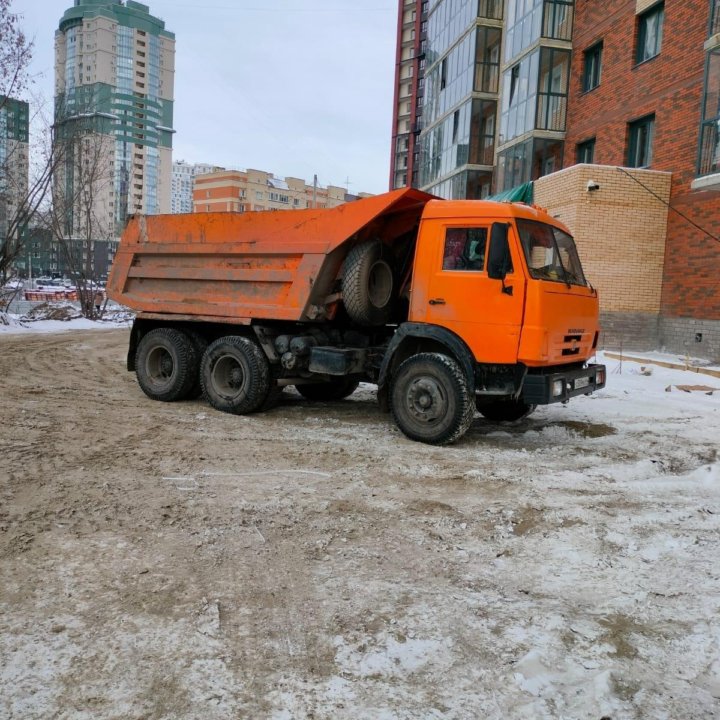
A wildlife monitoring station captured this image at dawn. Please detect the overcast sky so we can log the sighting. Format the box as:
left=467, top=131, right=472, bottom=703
left=15, top=0, right=398, bottom=195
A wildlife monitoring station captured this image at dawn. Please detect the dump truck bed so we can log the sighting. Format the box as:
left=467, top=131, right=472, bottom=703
left=106, top=188, right=433, bottom=323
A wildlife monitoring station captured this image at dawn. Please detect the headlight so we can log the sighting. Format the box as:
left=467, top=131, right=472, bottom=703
left=596, top=369, right=605, bottom=385
left=552, top=380, right=564, bottom=397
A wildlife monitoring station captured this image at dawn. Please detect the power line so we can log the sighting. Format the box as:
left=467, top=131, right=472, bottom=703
left=616, top=166, right=720, bottom=246
left=151, top=3, right=394, bottom=11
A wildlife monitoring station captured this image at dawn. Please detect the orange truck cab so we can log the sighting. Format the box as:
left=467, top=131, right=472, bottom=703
left=108, top=188, right=605, bottom=445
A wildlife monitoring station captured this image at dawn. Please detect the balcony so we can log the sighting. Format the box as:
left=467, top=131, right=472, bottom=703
left=692, top=120, right=720, bottom=190
left=707, top=0, right=720, bottom=49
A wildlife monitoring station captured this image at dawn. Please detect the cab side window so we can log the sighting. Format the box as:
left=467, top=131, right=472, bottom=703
left=442, top=227, right=488, bottom=271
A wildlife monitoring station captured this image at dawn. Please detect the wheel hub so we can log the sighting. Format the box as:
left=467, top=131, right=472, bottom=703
left=160, top=355, right=173, bottom=377
left=213, top=354, right=246, bottom=398
left=406, top=377, right=444, bottom=422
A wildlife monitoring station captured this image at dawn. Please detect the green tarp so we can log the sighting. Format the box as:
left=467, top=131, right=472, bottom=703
left=486, top=182, right=534, bottom=203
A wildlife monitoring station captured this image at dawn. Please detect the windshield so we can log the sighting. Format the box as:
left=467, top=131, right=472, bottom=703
left=517, top=219, right=588, bottom=287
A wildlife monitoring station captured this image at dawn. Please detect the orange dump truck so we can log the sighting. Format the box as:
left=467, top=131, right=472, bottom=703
left=107, top=188, right=605, bottom=445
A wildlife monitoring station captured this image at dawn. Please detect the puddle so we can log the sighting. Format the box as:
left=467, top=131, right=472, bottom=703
left=551, top=421, right=617, bottom=438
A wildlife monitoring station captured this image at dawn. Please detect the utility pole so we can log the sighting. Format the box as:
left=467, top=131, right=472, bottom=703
left=312, top=174, right=317, bottom=209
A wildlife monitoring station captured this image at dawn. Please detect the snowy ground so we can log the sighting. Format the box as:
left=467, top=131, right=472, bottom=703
left=0, top=324, right=719, bottom=719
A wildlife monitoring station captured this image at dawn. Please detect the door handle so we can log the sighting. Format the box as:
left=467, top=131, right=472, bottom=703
left=429, top=298, right=446, bottom=305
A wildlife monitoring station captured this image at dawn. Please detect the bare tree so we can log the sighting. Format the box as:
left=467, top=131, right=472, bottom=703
left=48, top=111, right=116, bottom=319
left=0, top=0, right=32, bottom=109
left=0, top=0, right=40, bottom=292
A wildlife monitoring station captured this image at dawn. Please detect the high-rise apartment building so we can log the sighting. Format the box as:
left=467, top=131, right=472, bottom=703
left=0, top=96, right=29, bottom=259
left=171, top=160, right=224, bottom=214
left=389, top=1, right=423, bottom=190
left=495, top=0, right=573, bottom=191
left=54, top=0, right=175, bottom=238
left=390, top=0, right=504, bottom=198
left=193, top=169, right=369, bottom=214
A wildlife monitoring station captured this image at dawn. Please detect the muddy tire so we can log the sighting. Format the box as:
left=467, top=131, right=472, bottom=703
left=135, top=328, right=199, bottom=402
left=342, top=240, right=394, bottom=326
left=185, top=328, right=208, bottom=399
left=296, top=377, right=360, bottom=401
left=200, top=336, right=270, bottom=414
left=259, top=383, right=284, bottom=411
left=476, top=398, right=536, bottom=422
left=390, top=353, right=474, bottom=445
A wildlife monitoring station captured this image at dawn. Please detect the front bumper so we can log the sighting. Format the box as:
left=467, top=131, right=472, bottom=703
left=521, top=363, right=606, bottom=405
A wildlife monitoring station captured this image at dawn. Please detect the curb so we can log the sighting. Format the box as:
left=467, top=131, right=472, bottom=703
left=603, top=352, right=720, bottom=379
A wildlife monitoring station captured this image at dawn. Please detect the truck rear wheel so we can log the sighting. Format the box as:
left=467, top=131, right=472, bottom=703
left=135, top=327, right=199, bottom=402
left=201, top=336, right=270, bottom=414
left=296, top=377, right=360, bottom=401
left=476, top=398, right=536, bottom=422
left=342, top=240, right=394, bottom=325
left=390, top=353, right=474, bottom=445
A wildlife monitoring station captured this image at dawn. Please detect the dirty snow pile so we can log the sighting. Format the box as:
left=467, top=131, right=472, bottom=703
left=0, top=305, right=133, bottom=333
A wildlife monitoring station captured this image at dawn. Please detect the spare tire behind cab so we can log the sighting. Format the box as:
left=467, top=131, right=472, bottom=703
left=342, top=240, right=395, bottom=326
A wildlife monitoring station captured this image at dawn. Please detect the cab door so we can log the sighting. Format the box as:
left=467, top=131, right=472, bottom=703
left=409, top=218, right=525, bottom=364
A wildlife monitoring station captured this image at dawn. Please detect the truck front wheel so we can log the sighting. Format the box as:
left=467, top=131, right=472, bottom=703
left=390, top=353, right=474, bottom=445
left=135, top=328, right=199, bottom=402
left=201, top=336, right=270, bottom=414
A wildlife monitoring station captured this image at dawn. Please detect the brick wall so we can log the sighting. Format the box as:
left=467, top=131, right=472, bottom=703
left=565, top=0, right=708, bottom=192
left=600, top=311, right=660, bottom=351
left=658, top=316, right=720, bottom=362
left=563, top=0, right=720, bottom=339
left=534, top=164, right=670, bottom=315
left=661, top=190, right=720, bottom=319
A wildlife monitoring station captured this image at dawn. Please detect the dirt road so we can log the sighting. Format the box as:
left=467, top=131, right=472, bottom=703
left=1, top=330, right=719, bottom=719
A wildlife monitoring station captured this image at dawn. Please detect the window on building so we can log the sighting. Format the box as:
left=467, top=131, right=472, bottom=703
left=440, top=58, right=447, bottom=90
left=627, top=114, right=655, bottom=167
left=509, top=64, right=520, bottom=105
left=576, top=138, right=596, bottom=163
left=543, top=0, right=574, bottom=41
left=478, top=0, right=504, bottom=20
left=442, top=228, right=488, bottom=271
left=475, top=26, right=502, bottom=94
left=582, top=42, right=602, bottom=92
left=698, top=47, right=720, bottom=176
left=537, top=48, right=570, bottom=132
left=636, top=3, right=664, bottom=64
left=469, top=99, right=497, bottom=166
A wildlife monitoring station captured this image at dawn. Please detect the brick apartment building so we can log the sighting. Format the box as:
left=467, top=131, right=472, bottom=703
left=193, top=168, right=370, bottom=214
left=563, top=0, right=720, bottom=356
left=390, top=0, right=720, bottom=360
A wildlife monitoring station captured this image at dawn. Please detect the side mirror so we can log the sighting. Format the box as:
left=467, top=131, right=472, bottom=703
left=488, top=223, right=511, bottom=280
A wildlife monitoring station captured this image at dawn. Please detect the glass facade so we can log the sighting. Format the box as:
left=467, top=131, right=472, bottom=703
left=505, top=0, right=543, bottom=62
left=698, top=48, right=720, bottom=176
left=496, top=137, right=563, bottom=190
left=496, top=1, right=572, bottom=191
left=419, top=0, right=503, bottom=198
left=536, top=48, right=570, bottom=131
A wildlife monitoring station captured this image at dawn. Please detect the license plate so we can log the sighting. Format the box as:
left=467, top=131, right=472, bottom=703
left=574, top=376, right=590, bottom=389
